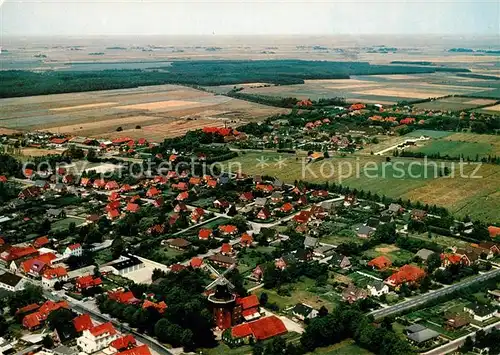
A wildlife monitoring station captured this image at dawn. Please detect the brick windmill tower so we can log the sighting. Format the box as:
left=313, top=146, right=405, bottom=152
left=205, top=263, right=238, bottom=330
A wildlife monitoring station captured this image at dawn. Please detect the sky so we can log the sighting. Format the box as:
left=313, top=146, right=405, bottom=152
left=1, top=0, right=499, bottom=36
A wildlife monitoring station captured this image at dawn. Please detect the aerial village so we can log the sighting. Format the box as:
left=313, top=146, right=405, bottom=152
left=0, top=101, right=498, bottom=355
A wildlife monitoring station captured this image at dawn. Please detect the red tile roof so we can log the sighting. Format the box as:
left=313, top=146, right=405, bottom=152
left=236, top=294, right=259, bottom=310
left=385, top=264, right=426, bottom=286
left=126, top=203, right=140, bottom=213
left=489, top=226, right=500, bottom=238
left=42, top=266, right=68, bottom=280
left=231, top=323, right=253, bottom=338
left=110, top=334, right=137, bottom=351
left=146, top=187, right=160, bottom=197
left=73, top=314, right=94, bottom=333
left=65, top=244, right=79, bottom=252
left=367, top=255, right=392, bottom=270
left=108, top=209, right=121, bottom=219
left=190, top=257, right=203, bottom=268
left=221, top=243, right=233, bottom=254
left=117, top=345, right=151, bottom=355
left=33, top=236, right=49, bottom=248
left=89, top=322, right=117, bottom=337
left=199, top=228, right=212, bottom=240
left=231, top=316, right=287, bottom=340
left=240, top=233, right=253, bottom=246
left=219, top=225, right=238, bottom=234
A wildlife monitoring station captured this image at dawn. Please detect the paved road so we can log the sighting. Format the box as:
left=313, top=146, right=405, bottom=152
left=369, top=268, right=500, bottom=319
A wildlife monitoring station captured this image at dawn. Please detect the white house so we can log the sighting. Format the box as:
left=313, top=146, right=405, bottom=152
left=463, top=303, right=498, bottom=322
left=291, top=303, right=319, bottom=321
left=77, top=322, right=119, bottom=353
left=41, top=267, right=68, bottom=289
left=63, top=243, right=82, bottom=258
left=0, top=272, right=28, bottom=292
left=367, top=280, right=390, bottom=297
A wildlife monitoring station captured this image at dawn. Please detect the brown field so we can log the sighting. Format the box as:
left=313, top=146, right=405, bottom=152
left=0, top=84, right=289, bottom=139
left=94, top=118, right=226, bottom=141
left=116, top=100, right=199, bottom=111
left=353, top=88, right=447, bottom=99
left=43, top=115, right=164, bottom=135
left=480, top=104, right=500, bottom=112
left=375, top=245, right=400, bottom=253
left=50, top=102, right=117, bottom=112
left=21, top=148, right=62, bottom=156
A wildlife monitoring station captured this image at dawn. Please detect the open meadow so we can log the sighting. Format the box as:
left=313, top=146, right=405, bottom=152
left=0, top=84, right=288, bottom=141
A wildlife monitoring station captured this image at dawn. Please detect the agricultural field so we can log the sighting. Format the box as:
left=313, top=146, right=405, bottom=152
left=0, top=84, right=288, bottom=141
left=224, top=151, right=500, bottom=222
left=414, top=97, right=498, bottom=112
left=405, top=131, right=500, bottom=160
left=477, top=103, right=500, bottom=114
left=233, top=74, right=498, bottom=104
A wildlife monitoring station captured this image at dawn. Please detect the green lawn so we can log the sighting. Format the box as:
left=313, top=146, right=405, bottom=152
left=311, top=339, right=373, bottom=354
left=253, top=277, right=341, bottom=311
left=50, top=217, right=83, bottom=232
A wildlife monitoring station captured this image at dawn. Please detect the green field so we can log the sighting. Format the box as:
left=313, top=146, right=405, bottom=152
left=311, top=340, right=373, bottom=355
left=224, top=151, right=500, bottom=222
left=50, top=217, right=83, bottom=232
left=414, top=97, right=498, bottom=112
left=405, top=130, right=454, bottom=139
left=415, top=140, right=493, bottom=159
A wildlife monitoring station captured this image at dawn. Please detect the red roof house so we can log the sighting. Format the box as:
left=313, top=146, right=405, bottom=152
left=33, top=236, right=50, bottom=248
left=190, top=257, right=203, bottom=268
left=116, top=345, right=151, bottom=355
left=105, top=181, right=119, bottom=190
left=126, top=203, right=140, bottom=213
left=146, top=187, right=161, bottom=198
left=199, top=229, right=212, bottom=240
left=240, top=233, right=253, bottom=247
left=110, top=335, right=137, bottom=352
left=489, top=226, right=500, bottom=238
left=176, top=191, right=189, bottom=201
left=367, top=255, right=392, bottom=270
left=385, top=265, right=426, bottom=288
left=230, top=316, right=287, bottom=341
left=219, top=225, right=238, bottom=235
left=221, top=243, right=233, bottom=256
left=76, top=275, right=102, bottom=290
left=73, top=314, right=94, bottom=333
